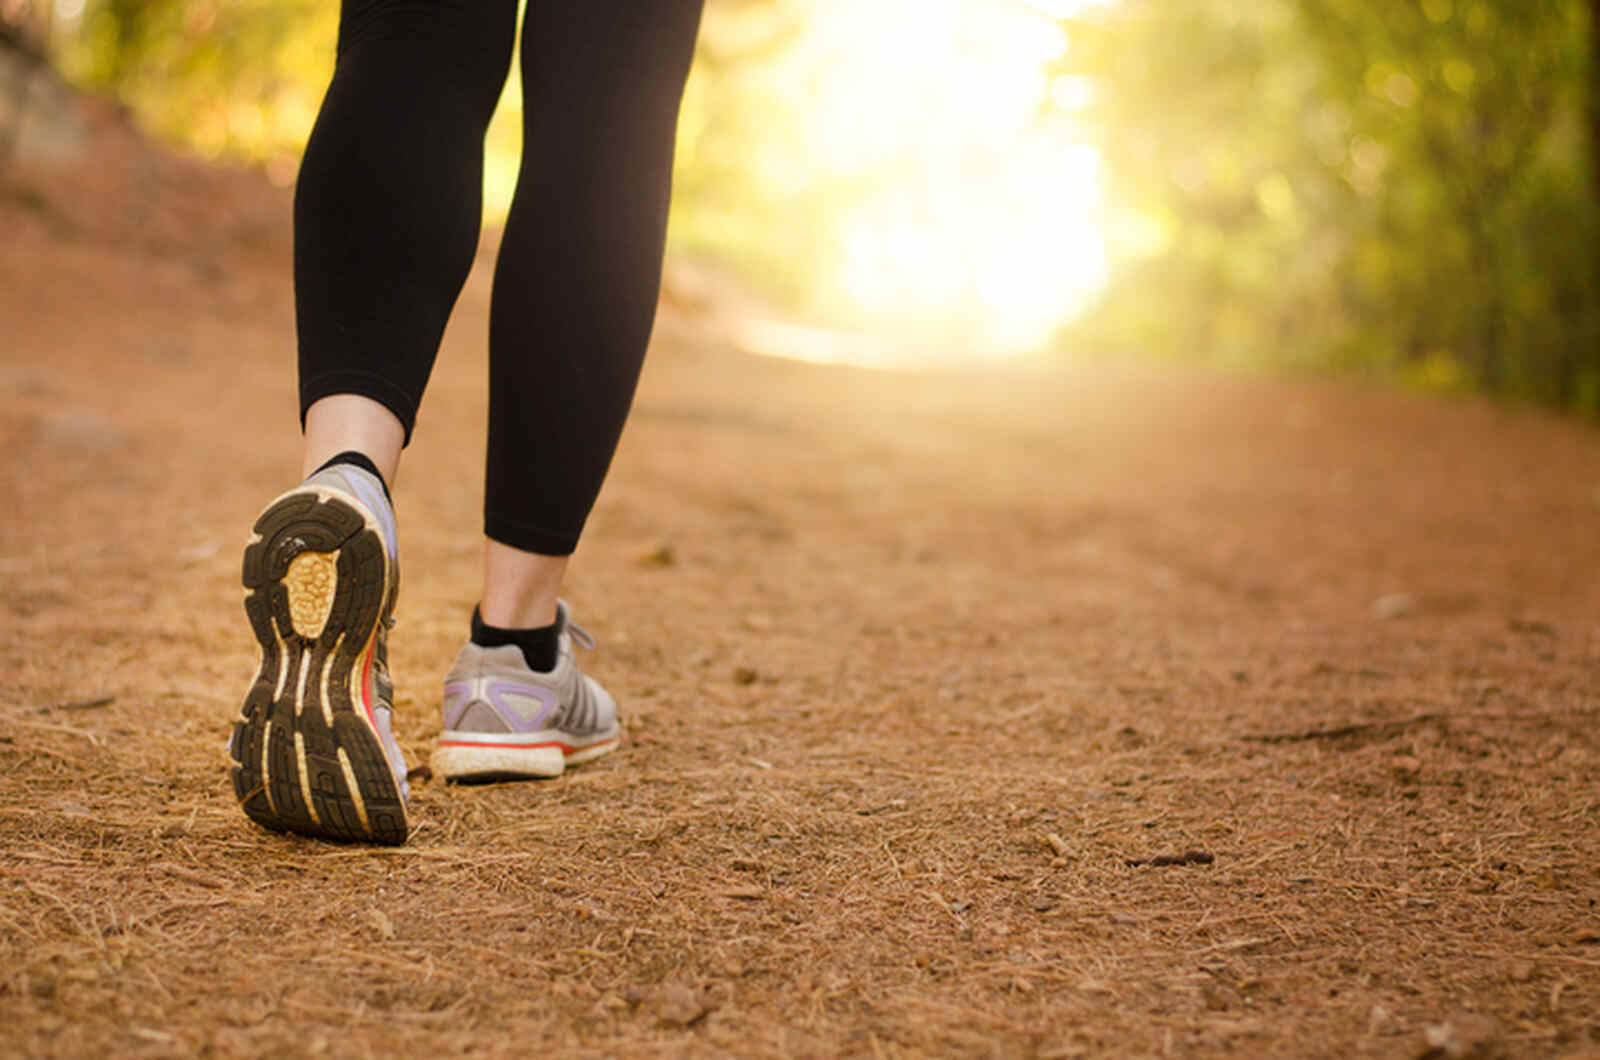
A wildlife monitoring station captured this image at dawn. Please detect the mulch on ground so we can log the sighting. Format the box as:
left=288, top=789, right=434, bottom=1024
left=3, top=98, right=1599, bottom=1058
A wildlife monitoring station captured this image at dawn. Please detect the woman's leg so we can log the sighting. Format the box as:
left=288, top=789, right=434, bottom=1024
left=432, top=0, right=704, bottom=785
left=302, top=395, right=403, bottom=484
left=477, top=0, right=706, bottom=623
left=233, top=0, right=519, bottom=844
left=296, top=0, right=519, bottom=459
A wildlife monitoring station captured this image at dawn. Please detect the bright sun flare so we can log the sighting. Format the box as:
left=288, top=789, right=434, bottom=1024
left=794, top=0, right=1108, bottom=356
left=486, top=0, right=1112, bottom=365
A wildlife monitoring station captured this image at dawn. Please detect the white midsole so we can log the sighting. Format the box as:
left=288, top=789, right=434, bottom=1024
left=433, top=733, right=619, bottom=778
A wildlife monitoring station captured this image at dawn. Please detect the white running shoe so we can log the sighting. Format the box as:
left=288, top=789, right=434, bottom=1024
left=433, top=601, right=620, bottom=781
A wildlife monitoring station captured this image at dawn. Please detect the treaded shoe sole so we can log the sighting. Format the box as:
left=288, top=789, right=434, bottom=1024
left=433, top=728, right=620, bottom=782
left=230, top=488, right=407, bottom=844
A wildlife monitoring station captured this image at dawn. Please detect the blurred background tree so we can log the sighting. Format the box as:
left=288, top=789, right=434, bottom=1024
left=4, top=0, right=332, bottom=177
left=1064, top=0, right=1598, bottom=412
left=5, top=0, right=1598, bottom=414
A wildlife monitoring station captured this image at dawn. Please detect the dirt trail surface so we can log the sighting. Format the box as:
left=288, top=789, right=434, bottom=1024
left=4, top=106, right=1600, bottom=1059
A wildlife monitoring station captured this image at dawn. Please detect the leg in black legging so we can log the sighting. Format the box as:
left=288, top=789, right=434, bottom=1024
left=484, top=0, right=706, bottom=556
left=295, top=0, right=704, bottom=552
left=296, top=0, right=518, bottom=438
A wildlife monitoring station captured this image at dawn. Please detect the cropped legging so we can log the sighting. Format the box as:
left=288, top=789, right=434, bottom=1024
left=295, top=0, right=705, bottom=555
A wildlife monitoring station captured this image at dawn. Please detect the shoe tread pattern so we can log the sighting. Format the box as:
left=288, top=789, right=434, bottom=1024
left=231, top=490, right=407, bottom=845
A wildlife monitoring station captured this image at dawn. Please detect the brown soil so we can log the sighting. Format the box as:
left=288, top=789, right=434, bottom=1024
left=3, top=86, right=1600, bottom=1059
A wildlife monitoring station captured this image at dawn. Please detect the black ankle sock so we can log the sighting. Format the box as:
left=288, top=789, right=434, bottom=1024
left=471, top=605, right=560, bottom=672
left=313, top=450, right=391, bottom=503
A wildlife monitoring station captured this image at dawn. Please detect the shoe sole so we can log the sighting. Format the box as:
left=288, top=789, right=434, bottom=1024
left=230, top=487, right=408, bottom=845
left=433, top=730, right=620, bottom=782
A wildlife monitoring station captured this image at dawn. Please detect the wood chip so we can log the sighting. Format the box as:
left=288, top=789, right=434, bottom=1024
left=1371, top=592, right=1417, bottom=620
left=152, top=862, right=227, bottom=890
left=634, top=983, right=711, bottom=1027
left=1418, top=1010, right=1504, bottom=1059
left=1126, top=850, right=1214, bottom=868
left=367, top=907, right=396, bottom=941
left=37, top=695, right=115, bottom=714
left=633, top=543, right=676, bottom=567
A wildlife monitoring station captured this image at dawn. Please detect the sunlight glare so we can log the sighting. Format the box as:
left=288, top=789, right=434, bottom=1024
left=792, top=0, right=1108, bottom=356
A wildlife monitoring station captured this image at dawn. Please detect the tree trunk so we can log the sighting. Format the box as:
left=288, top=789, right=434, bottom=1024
left=1584, top=0, right=1600, bottom=405
left=0, top=2, right=52, bottom=51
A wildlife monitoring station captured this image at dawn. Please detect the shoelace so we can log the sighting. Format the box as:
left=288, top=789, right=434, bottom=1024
left=566, top=617, right=596, bottom=651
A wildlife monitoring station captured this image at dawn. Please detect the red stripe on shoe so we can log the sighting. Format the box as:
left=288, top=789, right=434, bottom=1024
left=435, top=738, right=615, bottom=754
left=359, top=634, right=376, bottom=727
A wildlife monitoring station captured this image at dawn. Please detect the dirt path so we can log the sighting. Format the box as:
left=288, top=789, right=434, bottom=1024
left=3, top=128, right=1600, bottom=1057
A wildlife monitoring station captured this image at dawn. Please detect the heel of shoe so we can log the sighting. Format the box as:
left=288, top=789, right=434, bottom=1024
left=232, top=486, right=408, bottom=845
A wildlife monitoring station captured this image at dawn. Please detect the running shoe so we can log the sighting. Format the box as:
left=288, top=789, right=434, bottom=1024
left=230, top=462, right=410, bottom=844
left=433, top=602, right=620, bottom=781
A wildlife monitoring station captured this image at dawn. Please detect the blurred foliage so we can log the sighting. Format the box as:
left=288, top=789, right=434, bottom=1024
left=40, top=0, right=333, bottom=178
left=15, top=0, right=1600, bottom=411
left=668, top=0, right=823, bottom=307
left=1059, top=0, right=1600, bottom=412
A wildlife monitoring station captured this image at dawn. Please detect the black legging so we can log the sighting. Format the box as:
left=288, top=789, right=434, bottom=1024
left=295, top=0, right=705, bottom=556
